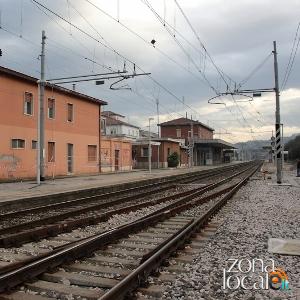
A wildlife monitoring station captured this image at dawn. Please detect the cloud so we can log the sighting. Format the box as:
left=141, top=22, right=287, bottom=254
left=0, top=0, right=299, bottom=143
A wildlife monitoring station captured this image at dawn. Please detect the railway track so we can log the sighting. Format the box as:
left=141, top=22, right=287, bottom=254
left=0, top=163, right=253, bottom=248
left=0, top=161, right=261, bottom=300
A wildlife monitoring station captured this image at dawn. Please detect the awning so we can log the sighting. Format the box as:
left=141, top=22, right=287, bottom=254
left=192, top=138, right=235, bottom=149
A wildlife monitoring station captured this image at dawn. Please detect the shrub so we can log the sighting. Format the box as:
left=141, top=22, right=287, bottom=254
left=167, top=151, right=179, bottom=167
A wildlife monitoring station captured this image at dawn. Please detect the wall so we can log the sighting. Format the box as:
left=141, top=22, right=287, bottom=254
left=106, top=124, right=139, bottom=138
left=161, top=124, right=213, bottom=141
left=0, top=74, right=101, bottom=179
left=100, top=137, right=132, bottom=172
left=133, top=141, right=185, bottom=169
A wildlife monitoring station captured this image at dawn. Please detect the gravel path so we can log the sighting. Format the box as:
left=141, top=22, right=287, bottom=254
left=162, top=172, right=300, bottom=300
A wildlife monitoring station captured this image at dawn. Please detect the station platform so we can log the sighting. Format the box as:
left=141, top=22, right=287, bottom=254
left=0, top=164, right=237, bottom=205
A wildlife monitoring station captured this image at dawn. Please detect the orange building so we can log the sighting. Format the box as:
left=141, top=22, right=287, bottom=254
left=0, top=66, right=107, bottom=180
left=101, top=137, right=132, bottom=172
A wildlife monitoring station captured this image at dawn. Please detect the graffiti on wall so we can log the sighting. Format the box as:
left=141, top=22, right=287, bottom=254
left=0, top=154, right=21, bottom=178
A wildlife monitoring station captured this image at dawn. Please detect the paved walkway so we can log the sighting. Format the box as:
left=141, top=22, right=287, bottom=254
left=0, top=164, right=231, bottom=203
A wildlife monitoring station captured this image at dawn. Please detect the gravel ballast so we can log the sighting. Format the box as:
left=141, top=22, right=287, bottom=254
left=162, top=170, right=300, bottom=300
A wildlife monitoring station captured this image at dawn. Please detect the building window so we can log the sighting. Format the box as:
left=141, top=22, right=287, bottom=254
left=141, top=147, right=149, bottom=157
left=32, top=140, right=37, bottom=149
left=48, top=98, right=55, bottom=119
left=167, top=147, right=171, bottom=156
left=88, top=145, right=97, bottom=162
left=48, top=142, right=55, bottom=162
left=11, top=139, right=25, bottom=149
left=176, top=128, right=181, bottom=138
left=24, top=92, right=33, bottom=115
left=67, top=103, right=74, bottom=122
left=101, top=118, right=106, bottom=135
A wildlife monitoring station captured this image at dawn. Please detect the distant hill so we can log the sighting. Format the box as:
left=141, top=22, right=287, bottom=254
left=234, top=133, right=300, bottom=160
left=234, top=133, right=300, bottom=150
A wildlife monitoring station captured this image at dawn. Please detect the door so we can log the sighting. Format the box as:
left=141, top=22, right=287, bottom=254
left=67, top=143, right=74, bottom=173
left=115, top=150, right=119, bottom=171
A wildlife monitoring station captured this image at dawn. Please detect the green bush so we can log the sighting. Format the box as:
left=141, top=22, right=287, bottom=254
left=167, top=151, right=179, bottom=167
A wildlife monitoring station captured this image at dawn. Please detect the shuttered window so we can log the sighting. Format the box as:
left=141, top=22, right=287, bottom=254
left=48, top=142, right=55, bottom=162
left=88, top=145, right=97, bottom=162
left=24, top=92, right=33, bottom=115
left=48, top=98, right=55, bottom=119
left=67, top=103, right=74, bottom=122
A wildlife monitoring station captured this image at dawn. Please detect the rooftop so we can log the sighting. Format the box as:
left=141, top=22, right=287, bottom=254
left=104, top=115, right=140, bottom=129
left=102, top=111, right=125, bottom=118
left=193, top=138, right=235, bottom=149
left=0, top=66, right=107, bottom=106
left=159, top=117, right=214, bottom=131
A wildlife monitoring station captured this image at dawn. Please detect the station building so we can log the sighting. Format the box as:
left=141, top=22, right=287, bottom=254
left=132, top=137, right=188, bottom=169
left=100, top=111, right=135, bottom=172
left=0, top=66, right=107, bottom=180
left=159, top=117, right=235, bottom=165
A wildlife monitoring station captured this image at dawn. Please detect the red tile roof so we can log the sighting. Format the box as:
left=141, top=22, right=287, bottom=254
left=0, top=66, right=107, bottom=106
left=104, top=115, right=140, bottom=129
left=159, top=117, right=214, bottom=131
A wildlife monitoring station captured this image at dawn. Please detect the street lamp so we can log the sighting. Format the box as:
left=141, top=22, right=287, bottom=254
left=148, top=117, right=154, bottom=173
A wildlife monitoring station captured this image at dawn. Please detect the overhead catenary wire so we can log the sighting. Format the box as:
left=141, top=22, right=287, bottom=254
left=281, top=21, right=300, bottom=91
left=141, top=0, right=219, bottom=95
left=83, top=0, right=212, bottom=113
left=237, top=52, right=273, bottom=89
left=173, top=0, right=237, bottom=91
left=31, top=0, right=204, bottom=118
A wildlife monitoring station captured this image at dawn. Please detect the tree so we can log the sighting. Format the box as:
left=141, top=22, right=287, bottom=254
left=285, top=135, right=300, bottom=160
left=167, top=151, right=179, bottom=167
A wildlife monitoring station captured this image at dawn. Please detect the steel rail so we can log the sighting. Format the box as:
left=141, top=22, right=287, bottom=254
left=99, top=163, right=261, bottom=300
left=0, top=162, right=247, bottom=219
left=0, top=164, right=252, bottom=246
left=0, top=162, right=259, bottom=292
left=0, top=162, right=252, bottom=248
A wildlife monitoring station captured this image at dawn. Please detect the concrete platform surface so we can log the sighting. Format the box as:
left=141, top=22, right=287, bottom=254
left=0, top=164, right=231, bottom=203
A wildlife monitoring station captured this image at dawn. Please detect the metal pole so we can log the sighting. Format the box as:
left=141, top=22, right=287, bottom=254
left=281, top=123, right=284, bottom=170
left=148, top=118, right=153, bottom=173
left=190, top=115, right=194, bottom=167
left=156, top=98, right=160, bottom=169
left=37, top=30, right=46, bottom=183
left=273, top=41, right=282, bottom=184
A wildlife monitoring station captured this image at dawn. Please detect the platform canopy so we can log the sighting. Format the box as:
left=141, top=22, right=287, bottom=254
left=193, top=138, right=235, bottom=149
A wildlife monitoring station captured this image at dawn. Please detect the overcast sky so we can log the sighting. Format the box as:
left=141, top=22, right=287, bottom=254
left=1, top=0, right=299, bottom=143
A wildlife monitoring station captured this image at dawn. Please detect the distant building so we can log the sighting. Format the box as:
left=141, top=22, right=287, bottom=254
left=100, top=136, right=132, bottom=172
left=0, top=66, right=107, bottom=180
left=139, top=129, right=158, bottom=139
left=101, top=111, right=140, bottom=140
left=159, top=117, right=235, bottom=165
left=132, top=137, right=188, bottom=169
left=159, top=117, right=214, bottom=141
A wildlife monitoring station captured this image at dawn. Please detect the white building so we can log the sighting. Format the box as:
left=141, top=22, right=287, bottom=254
left=101, top=111, right=140, bottom=140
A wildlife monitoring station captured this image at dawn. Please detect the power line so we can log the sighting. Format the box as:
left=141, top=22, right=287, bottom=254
left=83, top=0, right=211, bottom=113
left=237, top=53, right=272, bottom=89
left=281, top=21, right=300, bottom=91
left=173, top=0, right=237, bottom=90
left=142, top=0, right=219, bottom=95
left=31, top=0, right=204, bottom=118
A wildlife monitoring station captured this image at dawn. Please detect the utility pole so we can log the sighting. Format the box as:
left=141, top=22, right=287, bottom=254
left=190, top=115, right=194, bottom=167
left=273, top=41, right=282, bottom=184
left=271, top=131, right=275, bottom=163
left=37, top=30, right=46, bottom=184
left=148, top=117, right=154, bottom=173
left=156, top=98, right=160, bottom=169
